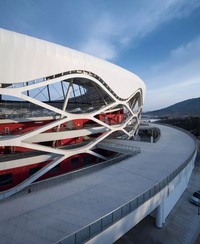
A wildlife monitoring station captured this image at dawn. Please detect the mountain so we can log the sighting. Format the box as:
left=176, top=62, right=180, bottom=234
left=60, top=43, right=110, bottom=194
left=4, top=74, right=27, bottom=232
left=144, top=97, right=200, bottom=117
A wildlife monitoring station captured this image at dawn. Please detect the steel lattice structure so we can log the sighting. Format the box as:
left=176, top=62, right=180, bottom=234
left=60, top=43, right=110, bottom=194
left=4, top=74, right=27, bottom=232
left=0, top=28, right=146, bottom=197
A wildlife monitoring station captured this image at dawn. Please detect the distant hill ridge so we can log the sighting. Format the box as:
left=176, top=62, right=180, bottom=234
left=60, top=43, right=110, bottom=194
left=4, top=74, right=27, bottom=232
left=144, top=97, right=200, bottom=117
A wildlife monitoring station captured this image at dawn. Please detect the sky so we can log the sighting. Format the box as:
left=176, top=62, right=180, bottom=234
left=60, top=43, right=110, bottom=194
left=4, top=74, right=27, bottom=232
left=0, top=0, right=200, bottom=111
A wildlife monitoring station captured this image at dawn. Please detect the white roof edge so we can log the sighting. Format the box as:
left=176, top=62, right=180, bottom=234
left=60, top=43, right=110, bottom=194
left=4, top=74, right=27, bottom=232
left=0, top=28, right=146, bottom=100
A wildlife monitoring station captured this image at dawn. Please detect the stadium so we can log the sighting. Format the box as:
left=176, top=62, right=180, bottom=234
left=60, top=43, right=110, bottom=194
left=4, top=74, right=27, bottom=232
left=0, top=28, right=145, bottom=196
left=0, top=29, right=197, bottom=244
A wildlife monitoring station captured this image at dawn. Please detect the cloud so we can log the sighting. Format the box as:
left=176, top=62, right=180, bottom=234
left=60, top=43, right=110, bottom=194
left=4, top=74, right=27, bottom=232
left=143, top=35, right=200, bottom=110
left=79, top=13, right=118, bottom=60
left=125, top=0, right=200, bottom=40
left=79, top=0, right=200, bottom=60
left=81, top=39, right=117, bottom=60
left=148, top=35, right=200, bottom=88
left=144, top=78, right=200, bottom=111
left=151, top=35, right=200, bottom=73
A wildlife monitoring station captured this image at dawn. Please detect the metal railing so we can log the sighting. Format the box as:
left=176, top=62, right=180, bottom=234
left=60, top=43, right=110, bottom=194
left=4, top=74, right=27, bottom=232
left=16, top=153, right=136, bottom=196
left=97, top=141, right=141, bottom=155
left=57, top=141, right=197, bottom=244
left=134, top=127, right=161, bottom=143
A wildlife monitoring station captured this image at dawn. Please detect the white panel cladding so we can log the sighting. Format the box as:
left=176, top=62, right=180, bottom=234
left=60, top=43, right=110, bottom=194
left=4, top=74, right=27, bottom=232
left=0, top=28, right=146, bottom=101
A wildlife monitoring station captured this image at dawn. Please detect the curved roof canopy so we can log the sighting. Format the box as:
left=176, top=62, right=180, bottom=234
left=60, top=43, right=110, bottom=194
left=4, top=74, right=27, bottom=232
left=0, top=28, right=146, bottom=101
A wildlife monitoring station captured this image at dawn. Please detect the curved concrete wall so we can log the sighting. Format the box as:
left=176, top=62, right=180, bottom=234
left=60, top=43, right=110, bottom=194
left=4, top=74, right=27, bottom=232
left=86, top=150, right=196, bottom=244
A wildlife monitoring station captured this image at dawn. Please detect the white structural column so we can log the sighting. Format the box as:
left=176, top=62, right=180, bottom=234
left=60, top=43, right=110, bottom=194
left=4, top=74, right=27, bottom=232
left=156, top=202, right=164, bottom=229
left=162, top=200, right=166, bottom=225
left=61, top=79, right=73, bottom=114
left=52, top=79, right=73, bottom=147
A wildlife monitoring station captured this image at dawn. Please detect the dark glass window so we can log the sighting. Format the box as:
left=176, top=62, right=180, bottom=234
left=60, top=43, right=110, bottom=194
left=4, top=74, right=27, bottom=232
left=83, top=155, right=93, bottom=165
left=29, top=166, right=41, bottom=175
left=50, top=164, right=60, bottom=173
left=71, top=157, right=79, bottom=167
left=0, top=173, right=13, bottom=186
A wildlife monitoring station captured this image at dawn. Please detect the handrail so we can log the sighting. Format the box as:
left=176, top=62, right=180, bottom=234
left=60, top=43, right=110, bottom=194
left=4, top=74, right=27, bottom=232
left=57, top=127, right=197, bottom=244
left=97, top=141, right=141, bottom=155
left=153, top=127, right=161, bottom=143
left=7, top=153, right=136, bottom=199
left=0, top=155, right=64, bottom=201
left=134, top=126, right=161, bottom=143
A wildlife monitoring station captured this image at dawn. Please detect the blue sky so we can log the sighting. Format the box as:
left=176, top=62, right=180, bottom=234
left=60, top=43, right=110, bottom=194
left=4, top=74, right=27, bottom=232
left=0, top=0, right=200, bottom=111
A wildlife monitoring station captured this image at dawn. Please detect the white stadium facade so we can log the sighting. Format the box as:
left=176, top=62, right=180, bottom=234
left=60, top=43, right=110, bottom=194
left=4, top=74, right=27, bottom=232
left=0, top=29, right=198, bottom=244
left=0, top=28, right=145, bottom=197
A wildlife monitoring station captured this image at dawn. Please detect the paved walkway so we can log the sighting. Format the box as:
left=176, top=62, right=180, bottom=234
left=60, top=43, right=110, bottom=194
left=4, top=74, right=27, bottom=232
left=0, top=125, right=196, bottom=243
left=116, top=154, right=200, bottom=244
